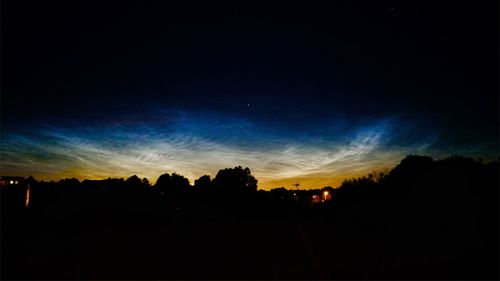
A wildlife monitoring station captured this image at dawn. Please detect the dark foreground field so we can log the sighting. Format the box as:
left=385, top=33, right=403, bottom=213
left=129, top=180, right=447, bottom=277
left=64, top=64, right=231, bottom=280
left=2, top=156, right=499, bottom=279
left=2, top=191, right=498, bottom=280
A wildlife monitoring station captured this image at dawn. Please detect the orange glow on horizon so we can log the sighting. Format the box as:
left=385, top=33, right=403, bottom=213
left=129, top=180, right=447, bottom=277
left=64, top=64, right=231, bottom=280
left=17, top=165, right=392, bottom=191
left=259, top=177, right=343, bottom=190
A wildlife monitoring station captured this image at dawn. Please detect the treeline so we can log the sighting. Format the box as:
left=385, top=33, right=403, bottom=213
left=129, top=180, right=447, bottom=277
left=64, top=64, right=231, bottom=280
left=9, top=166, right=259, bottom=213
left=2, top=155, right=498, bottom=279
left=3, top=155, right=498, bottom=214
left=334, top=154, right=498, bottom=209
left=30, top=165, right=257, bottom=194
left=331, top=155, right=498, bottom=244
left=327, top=154, right=499, bottom=279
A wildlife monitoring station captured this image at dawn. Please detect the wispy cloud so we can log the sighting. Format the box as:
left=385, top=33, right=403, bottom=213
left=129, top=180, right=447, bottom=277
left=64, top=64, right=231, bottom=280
left=0, top=110, right=441, bottom=188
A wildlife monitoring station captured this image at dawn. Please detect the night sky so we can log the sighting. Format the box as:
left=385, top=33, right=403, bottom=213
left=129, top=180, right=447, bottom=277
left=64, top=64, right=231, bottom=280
left=1, top=1, right=498, bottom=189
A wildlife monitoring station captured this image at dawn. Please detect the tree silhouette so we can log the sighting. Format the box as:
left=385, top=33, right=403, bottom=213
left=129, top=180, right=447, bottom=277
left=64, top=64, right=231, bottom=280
left=125, top=175, right=149, bottom=193
left=154, top=173, right=190, bottom=194
left=141, top=177, right=150, bottom=188
left=171, top=173, right=190, bottom=191
left=155, top=173, right=171, bottom=190
left=212, top=166, right=257, bottom=193
left=126, top=175, right=142, bottom=186
left=194, top=175, right=212, bottom=191
left=388, top=154, right=434, bottom=182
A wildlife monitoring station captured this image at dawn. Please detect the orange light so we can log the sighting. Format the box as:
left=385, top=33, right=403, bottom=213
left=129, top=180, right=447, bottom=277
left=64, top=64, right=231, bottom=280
left=25, top=184, right=30, bottom=208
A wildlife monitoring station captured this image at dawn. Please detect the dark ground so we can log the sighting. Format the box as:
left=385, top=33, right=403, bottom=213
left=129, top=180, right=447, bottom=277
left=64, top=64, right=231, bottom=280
left=2, top=188, right=498, bottom=280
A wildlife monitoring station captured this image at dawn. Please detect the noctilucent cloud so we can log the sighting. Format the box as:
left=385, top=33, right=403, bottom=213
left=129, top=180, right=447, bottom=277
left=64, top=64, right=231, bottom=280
left=0, top=108, right=492, bottom=189
left=1, top=1, right=497, bottom=189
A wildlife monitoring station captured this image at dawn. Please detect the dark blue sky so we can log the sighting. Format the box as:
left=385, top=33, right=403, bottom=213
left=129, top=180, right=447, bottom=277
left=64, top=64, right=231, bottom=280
left=1, top=0, right=498, bottom=188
